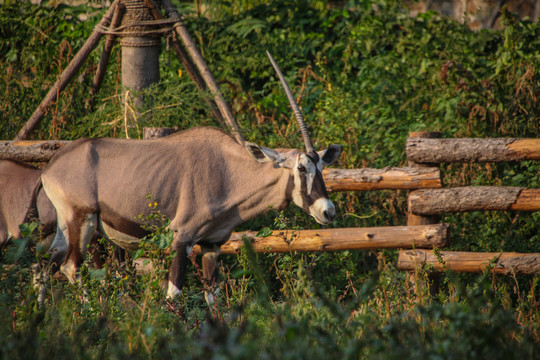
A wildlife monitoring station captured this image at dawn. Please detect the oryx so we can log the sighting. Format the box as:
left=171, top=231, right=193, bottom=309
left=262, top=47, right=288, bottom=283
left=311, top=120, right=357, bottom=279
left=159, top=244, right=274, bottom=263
left=0, top=160, right=56, bottom=248
left=40, top=52, right=342, bottom=301
left=0, top=160, right=120, bottom=269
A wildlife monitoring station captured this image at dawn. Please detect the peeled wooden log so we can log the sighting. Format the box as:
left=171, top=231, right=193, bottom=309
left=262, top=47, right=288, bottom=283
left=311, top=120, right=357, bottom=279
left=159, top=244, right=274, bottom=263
left=398, top=249, right=540, bottom=275
left=409, top=187, right=540, bottom=215
left=407, top=138, right=540, bottom=163
left=323, top=167, right=441, bottom=192
left=191, top=224, right=448, bottom=254
left=0, top=140, right=70, bottom=162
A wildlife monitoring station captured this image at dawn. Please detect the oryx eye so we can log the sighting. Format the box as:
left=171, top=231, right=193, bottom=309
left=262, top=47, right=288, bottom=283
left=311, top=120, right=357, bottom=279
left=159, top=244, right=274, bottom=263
left=298, top=165, right=306, bottom=173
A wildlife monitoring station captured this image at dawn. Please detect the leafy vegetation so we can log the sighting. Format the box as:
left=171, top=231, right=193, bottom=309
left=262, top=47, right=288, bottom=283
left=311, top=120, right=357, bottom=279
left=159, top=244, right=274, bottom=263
left=1, top=0, right=539, bottom=358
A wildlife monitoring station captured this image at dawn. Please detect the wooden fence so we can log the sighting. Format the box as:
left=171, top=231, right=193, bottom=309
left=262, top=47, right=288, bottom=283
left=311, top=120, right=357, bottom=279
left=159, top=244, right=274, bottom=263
left=1, top=131, right=539, bottom=275
left=402, top=133, right=540, bottom=275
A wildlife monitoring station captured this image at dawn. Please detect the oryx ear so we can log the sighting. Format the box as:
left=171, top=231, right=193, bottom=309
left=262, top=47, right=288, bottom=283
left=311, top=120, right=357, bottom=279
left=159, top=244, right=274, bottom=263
left=245, top=142, right=282, bottom=163
left=318, top=144, right=343, bottom=166
left=244, top=142, right=295, bottom=168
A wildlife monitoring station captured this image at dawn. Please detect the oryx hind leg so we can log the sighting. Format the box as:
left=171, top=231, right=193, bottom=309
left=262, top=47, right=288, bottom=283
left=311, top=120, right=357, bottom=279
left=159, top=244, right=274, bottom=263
left=60, top=211, right=98, bottom=283
left=47, top=218, right=69, bottom=271
left=35, top=219, right=68, bottom=305
left=42, top=176, right=98, bottom=283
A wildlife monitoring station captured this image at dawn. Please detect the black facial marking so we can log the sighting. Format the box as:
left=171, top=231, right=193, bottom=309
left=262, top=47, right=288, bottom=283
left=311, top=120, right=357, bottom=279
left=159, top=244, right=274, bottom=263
left=306, top=151, right=320, bottom=164
left=297, top=154, right=330, bottom=211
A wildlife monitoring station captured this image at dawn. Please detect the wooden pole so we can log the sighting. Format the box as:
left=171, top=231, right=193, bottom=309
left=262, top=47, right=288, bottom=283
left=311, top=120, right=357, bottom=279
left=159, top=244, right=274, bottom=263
left=323, top=167, right=442, bottom=192
left=144, top=0, right=226, bottom=128
left=407, top=132, right=441, bottom=226
left=120, top=0, right=161, bottom=110
left=407, top=138, right=540, bottom=163
left=406, top=131, right=442, bottom=297
left=15, top=0, right=120, bottom=141
left=398, top=249, right=540, bottom=275
left=0, top=140, right=70, bottom=162
left=161, top=0, right=245, bottom=143
left=193, top=224, right=448, bottom=255
left=86, top=3, right=125, bottom=110
left=409, top=187, right=540, bottom=214
left=135, top=225, right=448, bottom=274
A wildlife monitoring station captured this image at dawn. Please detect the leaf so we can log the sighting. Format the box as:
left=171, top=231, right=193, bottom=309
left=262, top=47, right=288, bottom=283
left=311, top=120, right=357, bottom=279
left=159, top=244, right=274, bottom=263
left=226, top=17, right=267, bottom=38
left=231, top=269, right=251, bottom=278
left=88, top=268, right=106, bottom=281
left=19, top=222, right=38, bottom=237
left=256, top=227, right=273, bottom=238
left=133, top=249, right=144, bottom=260
left=156, top=231, right=174, bottom=249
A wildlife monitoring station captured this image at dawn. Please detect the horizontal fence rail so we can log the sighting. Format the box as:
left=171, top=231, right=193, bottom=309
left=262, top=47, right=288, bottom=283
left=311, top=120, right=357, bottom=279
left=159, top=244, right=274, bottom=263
left=407, top=138, right=540, bottom=163
left=0, top=140, right=70, bottom=162
left=409, top=187, right=540, bottom=214
left=323, top=167, right=441, bottom=191
left=0, top=140, right=442, bottom=192
left=398, top=249, right=540, bottom=275
left=192, top=225, right=449, bottom=255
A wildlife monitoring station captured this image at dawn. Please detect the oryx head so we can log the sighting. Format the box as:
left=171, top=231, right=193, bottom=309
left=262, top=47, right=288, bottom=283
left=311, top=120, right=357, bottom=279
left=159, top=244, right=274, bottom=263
left=245, top=52, right=342, bottom=225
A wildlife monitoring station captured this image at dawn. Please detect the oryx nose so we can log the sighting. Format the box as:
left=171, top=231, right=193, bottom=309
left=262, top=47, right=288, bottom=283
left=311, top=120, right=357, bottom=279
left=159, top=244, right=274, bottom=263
left=323, top=210, right=334, bottom=222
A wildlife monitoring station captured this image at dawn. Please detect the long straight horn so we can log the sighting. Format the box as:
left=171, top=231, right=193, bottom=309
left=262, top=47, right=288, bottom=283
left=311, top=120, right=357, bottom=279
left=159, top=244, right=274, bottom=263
left=266, top=51, right=315, bottom=154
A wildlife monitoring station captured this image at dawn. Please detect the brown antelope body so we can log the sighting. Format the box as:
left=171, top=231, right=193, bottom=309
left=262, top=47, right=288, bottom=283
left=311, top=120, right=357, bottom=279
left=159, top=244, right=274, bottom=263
left=40, top=53, right=342, bottom=301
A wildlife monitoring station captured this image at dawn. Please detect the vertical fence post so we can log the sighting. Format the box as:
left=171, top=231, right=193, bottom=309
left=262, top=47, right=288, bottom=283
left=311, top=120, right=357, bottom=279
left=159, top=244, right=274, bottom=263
left=120, top=0, right=161, bottom=114
left=407, top=131, right=442, bottom=299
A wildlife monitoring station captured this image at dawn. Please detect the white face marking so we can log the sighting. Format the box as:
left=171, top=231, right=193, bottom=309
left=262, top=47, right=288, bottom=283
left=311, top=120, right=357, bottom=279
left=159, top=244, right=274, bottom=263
left=309, top=198, right=336, bottom=225
left=292, top=154, right=316, bottom=209
left=167, top=281, right=182, bottom=299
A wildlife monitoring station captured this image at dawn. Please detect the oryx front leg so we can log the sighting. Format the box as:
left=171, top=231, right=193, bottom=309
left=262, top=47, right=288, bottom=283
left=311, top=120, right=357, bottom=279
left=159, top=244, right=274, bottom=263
left=167, top=238, right=192, bottom=299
